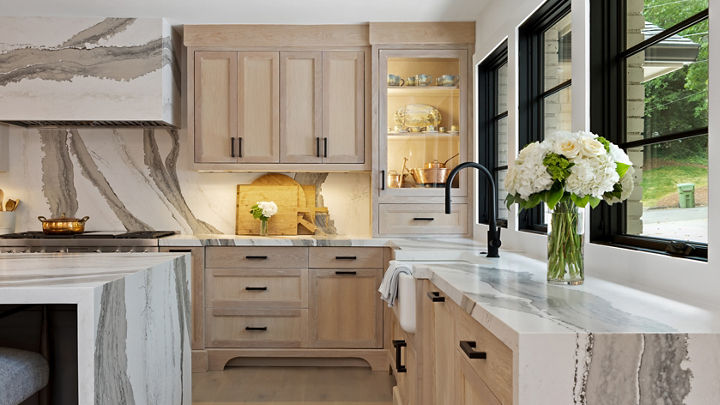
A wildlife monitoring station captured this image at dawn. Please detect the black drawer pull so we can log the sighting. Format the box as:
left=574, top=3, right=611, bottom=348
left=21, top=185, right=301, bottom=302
left=381, top=170, right=385, bottom=190
left=335, top=271, right=357, bottom=275
left=335, top=256, right=357, bottom=260
left=168, top=249, right=192, bottom=253
left=245, top=326, right=268, bottom=331
left=413, top=217, right=435, bottom=221
left=245, top=286, right=268, bottom=291
left=231, top=137, right=236, bottom=158
left=245, top=255, right=268, bottom=260
left=323, top=137, right=328, bottom=158
left=427, top=291, right=445, bottom=302
left=460, top=341, right=487, bottom=359
left=238, top=136, right=243, bottom=158
left=316, top=137, right=320, bottom=157
left=392, top=339, right=407, bottom=373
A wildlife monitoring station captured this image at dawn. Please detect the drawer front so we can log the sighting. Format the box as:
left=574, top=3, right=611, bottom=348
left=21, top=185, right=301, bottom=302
left=309, top=247, right=384, bottom=269
left=207, top=268, right=308, bottom=308
left=379, top=203, right=468, bottom=235
left=454, top=306, right=513, bottom=404
left=206, top=247, right=308, bottom=269
left=207, top=308, right=307, bottom=348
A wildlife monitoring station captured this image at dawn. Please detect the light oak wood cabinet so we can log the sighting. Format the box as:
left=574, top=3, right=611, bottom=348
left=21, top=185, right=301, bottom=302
left=323, top=51, right=365, bottom=164
left=309, top=268, right=383, bottom=348
left=238, top=52, right=280, bottom=163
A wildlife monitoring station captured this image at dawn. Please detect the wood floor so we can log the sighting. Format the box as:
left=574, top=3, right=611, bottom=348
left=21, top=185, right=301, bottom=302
left=193, top=366, right=395, bottom=405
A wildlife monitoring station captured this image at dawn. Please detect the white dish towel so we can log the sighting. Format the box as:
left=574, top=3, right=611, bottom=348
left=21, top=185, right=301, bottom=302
left=378, top=260, right=413, bottom=307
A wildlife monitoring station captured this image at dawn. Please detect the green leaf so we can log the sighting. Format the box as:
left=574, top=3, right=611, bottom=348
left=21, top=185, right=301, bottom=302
left=589, top=196, right=602, bottom=208
left=616, top=162, right=631, bottom=178
left=525, top=193, right=543, bottom=209
left=545, top=185, right=565, bottom=210
left=570, top=194, right=590, bottom=208
left=505, top=194, right=515, bottom=210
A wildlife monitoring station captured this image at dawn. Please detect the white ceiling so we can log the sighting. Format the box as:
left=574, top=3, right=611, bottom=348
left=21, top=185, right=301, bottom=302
left=0, top=0, right=489, bottom=25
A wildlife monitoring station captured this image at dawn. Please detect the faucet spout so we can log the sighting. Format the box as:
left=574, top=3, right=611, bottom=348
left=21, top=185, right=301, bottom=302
left=444, top=162, right=502, bottom=258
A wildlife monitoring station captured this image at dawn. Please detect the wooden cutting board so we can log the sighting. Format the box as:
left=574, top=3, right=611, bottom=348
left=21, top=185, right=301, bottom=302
left=252, top=174, right=306, bottom=209
left=236, top=185, right=300, bottom=235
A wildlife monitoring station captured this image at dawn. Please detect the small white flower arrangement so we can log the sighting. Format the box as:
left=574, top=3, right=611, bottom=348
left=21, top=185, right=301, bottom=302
left=250, top=201, right=278, bottom=220
left=505, top=131, right=634, bottom=210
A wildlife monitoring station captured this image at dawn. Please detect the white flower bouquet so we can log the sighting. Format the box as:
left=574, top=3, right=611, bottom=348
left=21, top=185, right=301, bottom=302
left=505, top=131, right=634, bottom=284
left=250, top=201, right=278, bottom=235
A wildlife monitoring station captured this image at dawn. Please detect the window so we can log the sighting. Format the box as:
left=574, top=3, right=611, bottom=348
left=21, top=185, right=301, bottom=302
left=518, top=0, right=572, bottom=232
left=590, top=0, right=709, bottom=260
left=477, top=41, right=508, bottom=226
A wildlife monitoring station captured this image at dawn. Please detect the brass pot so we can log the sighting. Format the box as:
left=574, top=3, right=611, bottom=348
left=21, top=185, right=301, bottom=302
left=38, top=215, right=90, bottom=235
left=411, top=167, right=450, bottom=187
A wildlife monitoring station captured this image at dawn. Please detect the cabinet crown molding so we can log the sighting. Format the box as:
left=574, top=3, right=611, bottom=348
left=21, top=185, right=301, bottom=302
left=369, top=22, right=475, bottom=45
left=184, top=24, right=370, bottom=47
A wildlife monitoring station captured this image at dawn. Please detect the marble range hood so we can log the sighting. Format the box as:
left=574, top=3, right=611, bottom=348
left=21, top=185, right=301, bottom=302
left=0, top=17, right=180, bottom=128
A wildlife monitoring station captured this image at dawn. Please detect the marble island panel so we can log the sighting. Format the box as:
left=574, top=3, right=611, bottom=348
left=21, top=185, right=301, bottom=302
left=0, top=253, right=192, bottom=405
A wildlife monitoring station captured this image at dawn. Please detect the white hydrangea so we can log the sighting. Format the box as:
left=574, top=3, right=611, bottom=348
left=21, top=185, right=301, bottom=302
left=565, top=153, right=619, bottom=199
left=609, top=143, right=632, bottom=166
left=257, top=201, right=278, bottom=218
left=604, top=166, right=635, bottom=204
left=505, top=142, right=554, bottom=199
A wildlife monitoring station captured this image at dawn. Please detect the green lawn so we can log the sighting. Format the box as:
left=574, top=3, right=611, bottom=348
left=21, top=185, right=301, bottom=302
left=641, top=165, right=708, bottom=208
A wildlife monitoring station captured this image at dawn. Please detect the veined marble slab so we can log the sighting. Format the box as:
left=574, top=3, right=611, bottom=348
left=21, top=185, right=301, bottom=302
left=406, top=252, right=720, bottom=404
left=0, top=253, right=192, bottom=405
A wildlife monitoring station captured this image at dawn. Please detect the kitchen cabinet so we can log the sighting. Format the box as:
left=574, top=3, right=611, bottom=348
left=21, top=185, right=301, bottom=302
left=388, top=309, right=418, bottom=405
left=238, top=52, right=280, bottom=163
left=203, top=246, right=388, bottom=371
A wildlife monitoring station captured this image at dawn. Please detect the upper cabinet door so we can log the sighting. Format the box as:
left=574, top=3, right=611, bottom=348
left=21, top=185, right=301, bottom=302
left=279, top=51, right=323, bottom=164
left=194, top=51, right=238, bottom=163
left=322, top=51, right=365, bottom=164
left=237, top=52, right=280, bottom=163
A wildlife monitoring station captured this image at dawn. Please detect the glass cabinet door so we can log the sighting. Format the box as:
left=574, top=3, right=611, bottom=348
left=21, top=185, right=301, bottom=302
left=379, top=49, right=468, bottom=198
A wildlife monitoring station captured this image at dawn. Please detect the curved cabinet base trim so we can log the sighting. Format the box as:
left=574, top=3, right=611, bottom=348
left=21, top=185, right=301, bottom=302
left=206, top=348, right=388, bottom=372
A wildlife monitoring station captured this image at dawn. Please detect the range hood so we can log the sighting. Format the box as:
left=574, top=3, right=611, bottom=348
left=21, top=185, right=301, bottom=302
left=0, top=17, right=179, bottom=128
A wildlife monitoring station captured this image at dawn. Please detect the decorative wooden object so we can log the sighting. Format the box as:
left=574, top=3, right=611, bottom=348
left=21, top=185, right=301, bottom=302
left=236, top=185, right=300, bottom=235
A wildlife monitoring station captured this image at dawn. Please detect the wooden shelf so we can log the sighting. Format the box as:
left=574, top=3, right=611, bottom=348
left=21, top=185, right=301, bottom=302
left=387, top=86, right=459, bottom=96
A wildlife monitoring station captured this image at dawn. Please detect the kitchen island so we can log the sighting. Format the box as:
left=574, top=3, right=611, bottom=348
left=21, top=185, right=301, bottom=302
left=0, top=253, right=192, bottom=405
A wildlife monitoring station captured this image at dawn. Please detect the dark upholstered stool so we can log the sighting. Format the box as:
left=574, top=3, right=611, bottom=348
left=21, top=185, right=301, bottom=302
left=0, top=347, right=49, bottom=405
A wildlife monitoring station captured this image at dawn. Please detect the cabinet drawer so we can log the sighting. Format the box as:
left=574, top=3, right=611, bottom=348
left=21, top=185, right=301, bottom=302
left=454, top=306, right=513, bottom=404
left=379, top=203, right=468, bottom=235
left=207, top=268, right=308, bottom=308
left=309, top=247, right=384, bottom=269
left=206, top=247, right=308, bottom=269
left=207, top=308, right=307, bottom=348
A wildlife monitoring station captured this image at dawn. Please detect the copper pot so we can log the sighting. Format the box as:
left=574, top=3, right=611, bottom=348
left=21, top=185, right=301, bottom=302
left=410, top=167, right=450, bottom=187
left=38, top=214, right=90, bottom=235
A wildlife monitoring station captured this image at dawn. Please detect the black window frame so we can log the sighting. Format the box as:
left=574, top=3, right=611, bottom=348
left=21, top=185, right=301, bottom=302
left=477, top=40, right=509, bottom=227
left=589, top=0, right=709, bottom=260
left=518, top=0, right=572, bottom=233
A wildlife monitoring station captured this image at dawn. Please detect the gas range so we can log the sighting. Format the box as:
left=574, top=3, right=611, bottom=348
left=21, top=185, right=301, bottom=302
left=0, top=231, right=177, bottom=253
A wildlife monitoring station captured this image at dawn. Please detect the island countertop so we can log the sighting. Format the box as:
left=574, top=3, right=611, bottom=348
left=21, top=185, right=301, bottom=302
left=0, top=253, right=192, bottom=405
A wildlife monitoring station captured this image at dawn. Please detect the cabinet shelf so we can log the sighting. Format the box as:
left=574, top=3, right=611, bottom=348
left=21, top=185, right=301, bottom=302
left=387, top=132, right=460, bottom=140
left=388, top=86, right=460, bottom=97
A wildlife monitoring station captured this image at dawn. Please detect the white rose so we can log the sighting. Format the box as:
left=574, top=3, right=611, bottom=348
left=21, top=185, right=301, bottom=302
left=546, top=131, right=582, bottom=159
left=579, top=137, right=606, bottom=157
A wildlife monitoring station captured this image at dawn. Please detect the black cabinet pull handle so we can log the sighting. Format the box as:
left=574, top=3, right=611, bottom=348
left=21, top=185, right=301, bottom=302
left=238, top=136, right=243, bottom=158
left=381, top=170, right=385, bottom=190
left=316, top=137, right=320, bottom=157
left=245, top=255, right=268, bottom=260
left=245, top=326, right=268, bottom=331
left=323, top=137, right=328, bottom=158
left=335, top=271, right=357, bottom=275
left=392, top=340, right=407, bottom=373
left=335, top=256, right=357, bottom=260
left=168, top=249, right=192, bottom=253
left=413, top=217, right=435, bottom=221
left=245, top=286, right=268, bottom=291
left=460, top=341, right=487, bottom=359
left=427, top=291, right=445, bottom=302
left=231, top=137, right=236, bottom=158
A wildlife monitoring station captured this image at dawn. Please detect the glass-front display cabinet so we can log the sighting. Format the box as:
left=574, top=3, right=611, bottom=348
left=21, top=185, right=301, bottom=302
left=379, top=49, right=469, bottom=200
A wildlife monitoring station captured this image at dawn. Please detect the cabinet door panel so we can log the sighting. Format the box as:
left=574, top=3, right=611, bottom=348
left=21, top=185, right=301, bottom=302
left=455, top=349, right=502, bottom=405
left=309, top=268, right=383, bottom=348
left=195, top=51, right=237, bottom=163
left=323, top=51, right=365, bottom=163
left=238, top=52, right=279, bottom=163
left=434, top=293, right=456, bottom=404
left=280, top=51, right=323, bottom=163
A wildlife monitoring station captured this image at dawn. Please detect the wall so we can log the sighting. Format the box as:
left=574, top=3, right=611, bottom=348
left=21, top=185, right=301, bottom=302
left=472, top=0, right=719, bottom=306
left=0, top=125, right=371, bottom=236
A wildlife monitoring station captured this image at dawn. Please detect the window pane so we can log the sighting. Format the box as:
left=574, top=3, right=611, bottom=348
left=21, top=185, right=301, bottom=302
left=497, top=63, right=508, bottom=113
left=496, top=169, right=508, bottom=221
left=496, top=116, right=508, bottom=166
left=626, top=0, right=708, bottom=49
left=543, top=13, right=572, bottom=91
left=626, top=21, right=708, bottom=141
left=543, top=86, right=572, bottom=137
left=625, top=135, right=708, bottom=243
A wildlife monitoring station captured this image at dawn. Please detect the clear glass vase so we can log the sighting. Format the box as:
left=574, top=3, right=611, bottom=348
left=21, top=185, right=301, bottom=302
left=259, top=219, right=269, bottom=236
left=547, top=200, right=584, bottom=285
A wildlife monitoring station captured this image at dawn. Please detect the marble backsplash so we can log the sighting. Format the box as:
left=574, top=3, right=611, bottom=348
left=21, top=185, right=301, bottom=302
left=0, top=126, right=371, bottom=235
